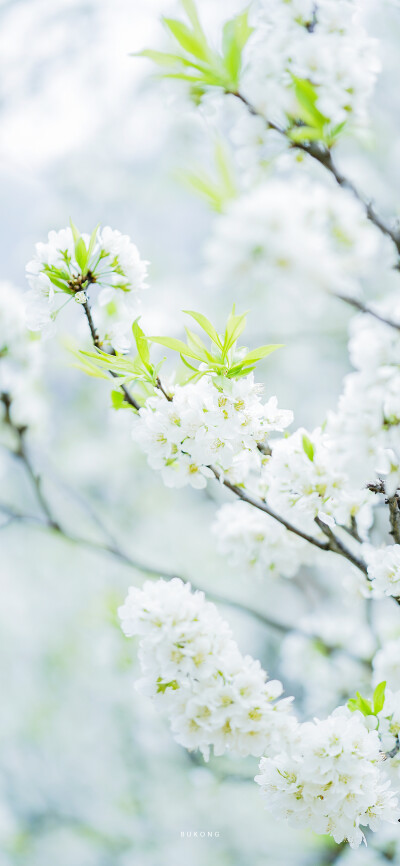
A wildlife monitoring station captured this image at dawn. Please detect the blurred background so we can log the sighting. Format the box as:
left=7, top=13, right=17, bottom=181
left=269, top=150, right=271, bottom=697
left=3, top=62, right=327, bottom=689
left=2, top=0, right=400, bottom=863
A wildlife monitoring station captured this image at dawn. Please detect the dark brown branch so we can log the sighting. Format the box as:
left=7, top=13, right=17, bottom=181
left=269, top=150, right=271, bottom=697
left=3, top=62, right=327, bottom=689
left=81, top=300, right=140, bottom=411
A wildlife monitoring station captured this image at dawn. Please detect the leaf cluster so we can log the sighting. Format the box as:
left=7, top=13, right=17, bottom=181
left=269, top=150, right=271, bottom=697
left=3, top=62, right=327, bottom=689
left=288, top=77, right=347, bottom=148
left=347, top=681, right=386, bottom=717
left=136, top=0, right=253, bottom=97
left=150, top=307, right=282, bottom=381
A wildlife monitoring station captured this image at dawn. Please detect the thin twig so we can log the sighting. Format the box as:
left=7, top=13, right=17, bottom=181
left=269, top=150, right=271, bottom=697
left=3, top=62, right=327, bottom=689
left=314, top=517, right=368, bottom=575
left=384, top=737, right=400, bottom=760
left=335, top=294, right=400, bottom=332
left=1, top=393, right=61, bottom=531
left=0, top=498, right=373, bottom=664
left=81, top=301, right=140, bottom=411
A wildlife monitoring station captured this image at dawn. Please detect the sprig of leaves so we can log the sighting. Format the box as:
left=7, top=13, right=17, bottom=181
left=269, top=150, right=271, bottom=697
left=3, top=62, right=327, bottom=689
left=347, top=681, right=386, bottom=717
left=149, top=306, right=282, bottom=380
left=178, top=139, right=237, bottom=212
left=288, top=78, right=347, bottom=147
left=72, top=319, right=165, bottom=409
left=135, top=0, right=253, bottom=97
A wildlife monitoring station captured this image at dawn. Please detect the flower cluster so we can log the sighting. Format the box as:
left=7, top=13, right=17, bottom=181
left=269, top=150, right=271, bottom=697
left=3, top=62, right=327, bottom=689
left=326, top=301, right=400, bottom=493
left=132, top=375, right=292, bottom=489
left=255, top=708, right=398, bottom=848
left=377, top=690, right=400, bottom=782
left=25, top=225, right=148, bottom=349
left=119, top=578, right=295, bottom=760
left=261, top=426, right=372, bottom=536
left=0, top=281, right=45, bottom=431
left=242, top=0, right=379, bottom=130
left=363, top=544, right=400, bottom=599
left=212, top=500, right=312, bottom=580
left=205, top=178, right=394, bottom=302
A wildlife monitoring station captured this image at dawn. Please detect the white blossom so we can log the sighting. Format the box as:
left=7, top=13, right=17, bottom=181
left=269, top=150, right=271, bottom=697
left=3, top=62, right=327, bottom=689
left=363, top=545, right=400, bottom=599
left=119, top=578, right=295, bottom=760
left=255, top=708, right=399, bottom=848
left=133, top=374, right=292, bottom=489
left=261, top=426, right=372, bottom=536
left=205, top=178, right=394, bottom=302
left=25, top=225, right=148, bottom=346
left=212, top=500, right=313, bottom=580
left=243, top=0, right=380, bottom=129
left=0, top=281, right=46, bottom=430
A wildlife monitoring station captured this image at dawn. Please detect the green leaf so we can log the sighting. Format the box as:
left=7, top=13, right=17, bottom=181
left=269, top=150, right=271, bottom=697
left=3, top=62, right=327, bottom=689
left=222, top=8, right=253, bottom=87
left=183, top=310, right=222, bottom=348
left=111, top=389, right=126, bottom=410
left=149, top=335, right=204, bottom=361
left=347, top=691, right=373, bottom=717
left=181, top=0, right=204, bottom=34
left=69, top=218, right=80, bottom=243
left=87, top=224, right=99, bottom=262
left=75, top=237, right=88, bottom=272
left=163, top=18, right=209, bottom=61
left=132, top=318, right=152, bottom=370
left=224, top=308, right=248, bottom=353
left=184, top=326, right=210, bottom=358
left=292, top=77, right=328, bottom=128
left=240, top=344, right=283, bottom=365
left=214, top=138, right=237, bottom=199
left=135, top=49, right=208, bottom=73
left=373, top=681, right=386, bottom=715
left=289, top=125, right=326, bottom=143
left=302, top=433, right=315, bottom=462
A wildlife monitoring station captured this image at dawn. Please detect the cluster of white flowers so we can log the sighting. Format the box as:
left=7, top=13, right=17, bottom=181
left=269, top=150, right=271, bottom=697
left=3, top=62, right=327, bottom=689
left=205, top=178, right=394, bottom=302
left=119, top=578, right=295, bottom=760
left=25, top=225, right=148, bottom=349
left=363, top=544, right=400, bottom=599
left=132, top=375, right=292, bottom=489
left=377, top=690, right=400, bottom=783
left=261, top=426, right=372, bottom=537
left=212, top=500, right=312, bottom=580
left=326, top=301, right=400, bottom=493
left=255, top=708, right=398, bottom=848
left=242, top=0, right=379, bottom=130
left=0, top=281, right=45, bottom=431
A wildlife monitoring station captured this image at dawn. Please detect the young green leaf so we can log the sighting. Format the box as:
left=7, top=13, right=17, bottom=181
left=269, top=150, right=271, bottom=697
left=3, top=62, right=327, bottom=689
left=149, top=335, right=204, bottom=361
left=302, top=433, right=315, bottom=462
left=111, top=389, right=127, bottom=410
left=132, top=318, right=152, bottom=370
left=75, top=237, right=88, bottom=272
left=222, top=8, right=253, bottom=87
left=347, top=691, right=373, bottom=717
left=69, top=218, right=81, bottom=244
left=373, top=681, right=386, bottom=715
left=162, top=18, right=209, bottom=61
left=239, top=344, right=283, bottom=365
left=183, top=310, right=222, bottom=348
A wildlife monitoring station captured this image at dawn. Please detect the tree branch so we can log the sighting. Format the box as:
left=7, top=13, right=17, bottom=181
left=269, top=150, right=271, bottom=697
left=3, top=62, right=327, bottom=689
left=334, top=294, right=400, bottom=332
left=230, top=91, right=400, bottom=256
left=81, top=300, right=141, bottom=411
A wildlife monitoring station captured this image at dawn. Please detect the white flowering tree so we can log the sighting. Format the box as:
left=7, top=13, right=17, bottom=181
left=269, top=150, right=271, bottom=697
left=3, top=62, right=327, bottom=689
left=4, top=0, right=400, bottom=858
